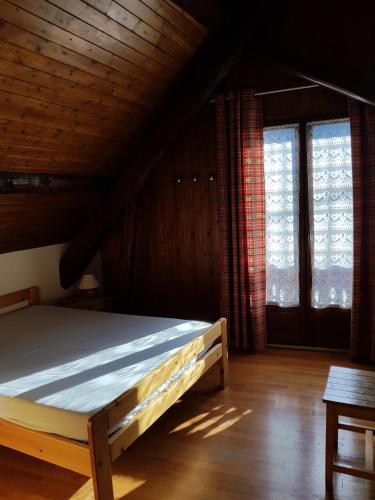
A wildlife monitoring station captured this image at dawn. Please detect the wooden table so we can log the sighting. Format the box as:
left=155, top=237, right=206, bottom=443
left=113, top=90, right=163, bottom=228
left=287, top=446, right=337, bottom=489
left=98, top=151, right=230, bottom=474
left=323, top=365, right=375, bottom=495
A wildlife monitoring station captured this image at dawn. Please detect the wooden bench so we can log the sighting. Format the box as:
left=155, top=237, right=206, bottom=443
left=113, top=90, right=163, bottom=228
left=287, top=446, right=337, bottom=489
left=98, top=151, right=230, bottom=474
left=323, top=365, right=375, bottom=496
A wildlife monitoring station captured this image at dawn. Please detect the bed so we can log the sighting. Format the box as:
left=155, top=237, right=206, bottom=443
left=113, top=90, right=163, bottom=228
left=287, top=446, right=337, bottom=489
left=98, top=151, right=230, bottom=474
left=0, top=287, right=228, bottom=499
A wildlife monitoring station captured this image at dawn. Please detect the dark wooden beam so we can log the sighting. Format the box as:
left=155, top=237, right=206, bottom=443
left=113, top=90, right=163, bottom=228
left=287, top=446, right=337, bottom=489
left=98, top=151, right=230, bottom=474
left=280, top=64, right=375, bottom=107
left=60, top=27, right=243, bottom=288
left=0, top=172, right=109, bottom=194
left=169, top=0, right=227, bottom=31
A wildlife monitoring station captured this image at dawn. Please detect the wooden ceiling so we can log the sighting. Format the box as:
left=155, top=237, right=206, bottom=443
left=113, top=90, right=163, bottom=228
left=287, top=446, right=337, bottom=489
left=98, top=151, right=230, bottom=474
left=2, top=0, right=373, bottom=257
left=0, top=0, right=207, bottom=176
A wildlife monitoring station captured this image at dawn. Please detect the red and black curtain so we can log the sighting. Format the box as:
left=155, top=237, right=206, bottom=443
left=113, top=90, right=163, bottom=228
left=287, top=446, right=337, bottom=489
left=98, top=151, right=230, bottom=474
left=349, top=100, right=375, bottom=362
left=215, top=90, right=266, bottom=352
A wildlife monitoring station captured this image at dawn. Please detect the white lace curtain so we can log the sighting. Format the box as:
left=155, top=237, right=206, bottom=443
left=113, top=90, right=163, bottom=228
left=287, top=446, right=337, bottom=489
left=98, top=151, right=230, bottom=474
left=264, top=120, right=353, bottom=309
left=308, top=121, right=353, bottom=309
left=264, top=126, right=300, bottom=307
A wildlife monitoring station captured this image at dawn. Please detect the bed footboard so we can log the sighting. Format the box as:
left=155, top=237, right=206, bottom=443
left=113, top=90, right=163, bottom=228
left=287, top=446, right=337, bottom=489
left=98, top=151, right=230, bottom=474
left=88, top=317, right=228, bottom=500
left=88, top=411, right=114, bottom=500
left=219, top=318, right=228, bottom=389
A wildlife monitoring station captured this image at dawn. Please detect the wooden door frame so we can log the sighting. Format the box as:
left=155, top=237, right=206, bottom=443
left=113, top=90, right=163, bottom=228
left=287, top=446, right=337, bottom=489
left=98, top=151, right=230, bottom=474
left=264, top=112, right=351, bottom=349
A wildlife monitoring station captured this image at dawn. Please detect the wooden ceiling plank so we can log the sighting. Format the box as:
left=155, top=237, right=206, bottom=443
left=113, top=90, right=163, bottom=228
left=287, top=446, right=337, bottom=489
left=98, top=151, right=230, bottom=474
left=115, top=0, right=200, bottom=54
left=0, top=142, right=123, bottom=169
left=0, top=149, right=95, bottom=164
left=0, top=75, right=145, bottom=132
left=47, top=0, right=185, bottom=71
left=0, top=88, right=135, bottom=137
left=0, top=36, right=156, bottom=108
left=0, top=118, right=125, bottom=148
left=59, top=27, right=243, bottom=288
left=83, top=0, right=195, bottom=62
left=142, top=0, right=206, bottom=40
left=0, top=102, right=118, bottom=140
left=0, top=24, right=160, bottom=104
left=0, top=60, right=147, bottom=120
left=0, top=144, right=118, bottom=162
left=8, top=0, right=180, bottom=79
left=0, top=135, right=120, bottom=159
left=0, top=1, right=170, bottom=88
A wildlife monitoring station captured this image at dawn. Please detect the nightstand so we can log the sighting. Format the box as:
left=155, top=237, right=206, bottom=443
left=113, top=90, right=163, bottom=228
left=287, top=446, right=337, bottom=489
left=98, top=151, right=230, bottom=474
left=58, top=292, right=112, bottom=312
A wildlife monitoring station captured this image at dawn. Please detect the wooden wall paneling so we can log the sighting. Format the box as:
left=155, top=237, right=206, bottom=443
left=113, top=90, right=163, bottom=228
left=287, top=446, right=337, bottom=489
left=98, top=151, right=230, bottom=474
left=160, top=172, right=176, bottom=312
left=101, top=215, right=126, bottom=302
left=263, top=87, right=348, bottom=124
left=179, top=148, right=196, bottom=315
left=102, top=63, right=349, bottom=322
left=192, top=156, right=208, bottom=318
left=0, top=193, right=101, bottom=254
left=103, top=105, right=221, bottom=321
left=195, top=106, right=220, bottom=319
left=195, top=119, right=219, bottom=319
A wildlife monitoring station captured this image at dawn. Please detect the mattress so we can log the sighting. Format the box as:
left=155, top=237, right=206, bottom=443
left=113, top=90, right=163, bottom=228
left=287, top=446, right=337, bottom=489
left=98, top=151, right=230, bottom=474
left=0, top=305, right=212, bottom=441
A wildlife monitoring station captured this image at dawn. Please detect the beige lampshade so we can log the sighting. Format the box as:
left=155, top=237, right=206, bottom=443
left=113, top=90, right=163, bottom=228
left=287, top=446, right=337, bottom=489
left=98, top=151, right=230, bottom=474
left=77, top=273, right=100, bottom=291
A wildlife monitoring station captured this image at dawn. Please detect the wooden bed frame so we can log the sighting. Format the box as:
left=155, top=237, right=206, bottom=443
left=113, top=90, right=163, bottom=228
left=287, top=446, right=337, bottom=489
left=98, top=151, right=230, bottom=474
left=0, top=287, right=228, bottom=499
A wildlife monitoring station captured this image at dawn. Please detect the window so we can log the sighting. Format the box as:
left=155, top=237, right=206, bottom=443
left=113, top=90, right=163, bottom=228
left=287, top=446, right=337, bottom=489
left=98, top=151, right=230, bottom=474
left=264, top=119, right=353, bottom=310
left=264, top=126, right=299, bottom=307
left=308, top=121, right=353, bottom=308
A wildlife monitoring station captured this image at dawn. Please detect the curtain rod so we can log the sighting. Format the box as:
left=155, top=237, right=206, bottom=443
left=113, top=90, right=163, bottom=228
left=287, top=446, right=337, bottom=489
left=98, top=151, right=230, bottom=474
left=210, top=84, right=319, bottom=103
left=255, top=84, right=319, bottom=96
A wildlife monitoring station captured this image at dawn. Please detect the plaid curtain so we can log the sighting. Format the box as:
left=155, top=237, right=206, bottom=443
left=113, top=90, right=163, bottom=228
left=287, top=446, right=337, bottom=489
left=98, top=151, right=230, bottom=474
left=349, top=100, right=375, bottom=361
left=215, top=90, right=266, bottom=352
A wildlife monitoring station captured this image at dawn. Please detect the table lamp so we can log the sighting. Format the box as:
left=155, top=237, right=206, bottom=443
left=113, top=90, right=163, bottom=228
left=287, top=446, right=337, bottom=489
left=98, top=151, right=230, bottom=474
left=77, top=273, right=100, bottom=296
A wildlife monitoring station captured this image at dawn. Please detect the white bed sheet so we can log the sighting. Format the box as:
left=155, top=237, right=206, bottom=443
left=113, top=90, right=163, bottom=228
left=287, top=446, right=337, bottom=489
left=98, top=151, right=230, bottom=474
left=0, top=305, right=211, bottom=441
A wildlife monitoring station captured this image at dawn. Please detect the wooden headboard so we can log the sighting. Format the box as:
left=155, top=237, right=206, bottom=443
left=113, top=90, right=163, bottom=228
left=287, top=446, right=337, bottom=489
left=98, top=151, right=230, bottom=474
left=0, top=287, right=40, bottom=315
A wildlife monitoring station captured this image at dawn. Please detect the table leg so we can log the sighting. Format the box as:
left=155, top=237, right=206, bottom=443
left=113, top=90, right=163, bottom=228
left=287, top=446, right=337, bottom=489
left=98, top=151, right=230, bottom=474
left=325, top=404, right=337, bottom=497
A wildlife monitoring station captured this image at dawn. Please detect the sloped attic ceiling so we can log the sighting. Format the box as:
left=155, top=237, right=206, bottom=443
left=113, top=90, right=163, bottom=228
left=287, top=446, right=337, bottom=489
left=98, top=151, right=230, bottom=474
left=0, top=0, right=207, bottom=254
left=0, top=0, right=207, bottom=176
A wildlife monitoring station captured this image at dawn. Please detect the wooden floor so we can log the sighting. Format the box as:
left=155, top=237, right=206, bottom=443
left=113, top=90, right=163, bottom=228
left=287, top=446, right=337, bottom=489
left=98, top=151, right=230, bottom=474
left=1, top=349, right=375, bottom=499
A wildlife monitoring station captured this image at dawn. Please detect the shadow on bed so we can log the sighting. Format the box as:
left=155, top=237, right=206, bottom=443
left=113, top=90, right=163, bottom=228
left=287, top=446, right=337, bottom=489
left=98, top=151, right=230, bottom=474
left=15, top=331, right=202, bottom=403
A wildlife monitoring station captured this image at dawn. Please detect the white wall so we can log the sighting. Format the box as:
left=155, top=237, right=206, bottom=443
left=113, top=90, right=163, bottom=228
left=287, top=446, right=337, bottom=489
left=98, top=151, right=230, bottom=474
left=0, top=243, right=102, bottom=304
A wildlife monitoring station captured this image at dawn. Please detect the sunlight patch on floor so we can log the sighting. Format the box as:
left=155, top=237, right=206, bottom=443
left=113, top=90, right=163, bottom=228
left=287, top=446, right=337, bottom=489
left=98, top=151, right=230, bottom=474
left=169, top=405, right=252, bottom=440
left=170, top=412, right=210, bottom=433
